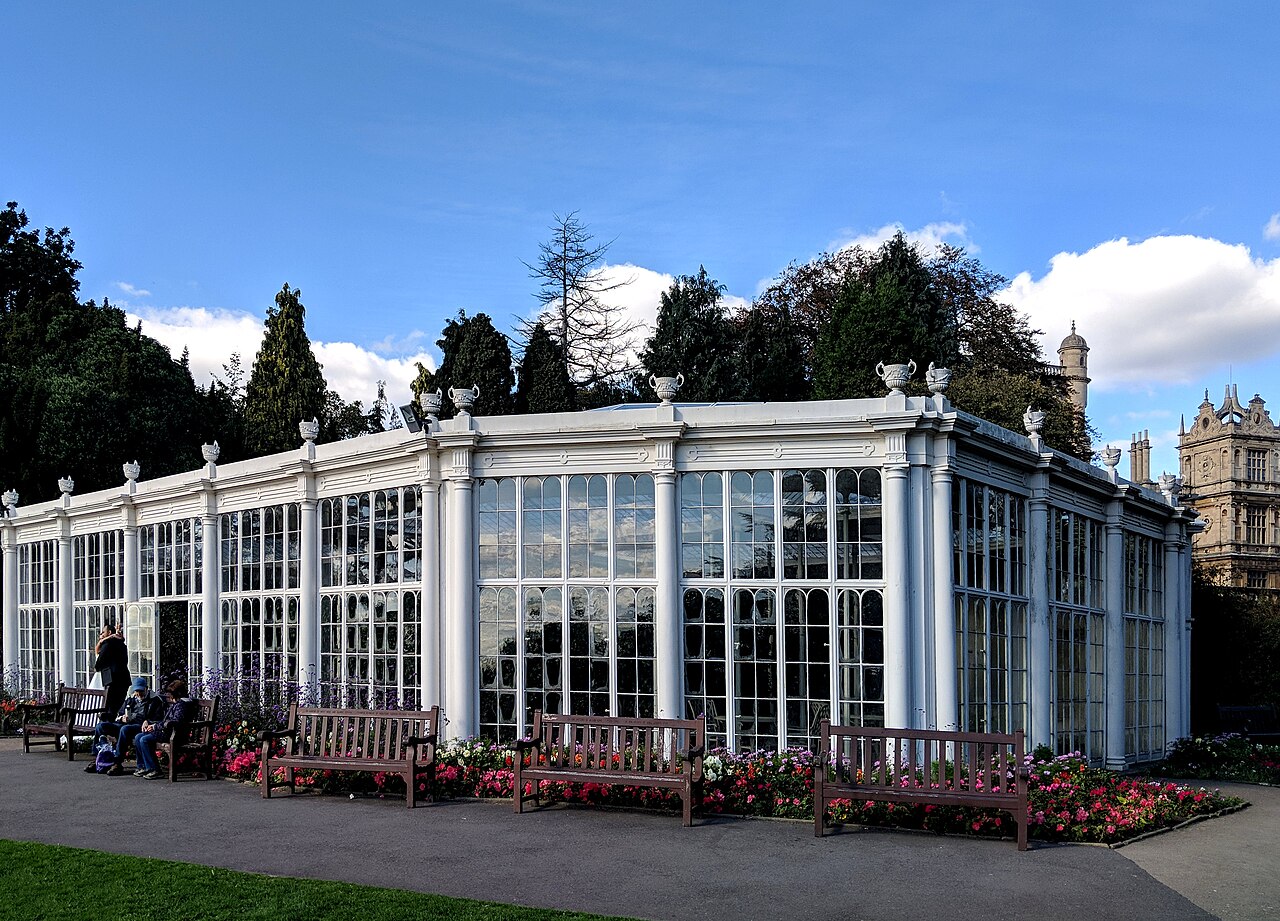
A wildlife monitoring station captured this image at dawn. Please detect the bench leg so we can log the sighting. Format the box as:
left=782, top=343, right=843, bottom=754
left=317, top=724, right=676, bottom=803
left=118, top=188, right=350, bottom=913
left=261, top=758, right=272, bottom=799
left=404, top=770, right=415, bottom=808
left=1017, top=813, right=1028, bottom=851
left=815, top=799, right=825, bottom=837
left=682, top=792, right=693, bottom=827
left=513, top=763, right=523, bottom=814
left=285, top=765, right=295, bottom=793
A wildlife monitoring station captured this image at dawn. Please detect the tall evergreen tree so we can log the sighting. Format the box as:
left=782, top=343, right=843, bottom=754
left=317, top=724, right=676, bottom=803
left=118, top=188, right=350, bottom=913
left=638, top=267, right=740, bottom=403
left=733, top=301, right=809, bottom=401
left=411, top=310, right=515, bottom=418
left=243, top=284, right=327, bottom=455
left=516, top=322, right=576, bottom=414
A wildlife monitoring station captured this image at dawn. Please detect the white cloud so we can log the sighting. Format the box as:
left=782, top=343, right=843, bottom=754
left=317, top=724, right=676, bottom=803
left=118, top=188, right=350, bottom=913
left=1265, top=212, right=1280, bottom=241
left=830, top=221, right=976, bottom=255
left=115, top=281, right=151, bottom=298
left=126, top=306, right=435, bottom=408
left=1001, top=235, right=1280, bottom=392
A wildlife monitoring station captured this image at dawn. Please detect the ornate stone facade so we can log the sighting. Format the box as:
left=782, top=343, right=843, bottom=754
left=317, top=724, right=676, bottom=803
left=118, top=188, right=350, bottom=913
left=1180, top=385, right=1280, bottom=588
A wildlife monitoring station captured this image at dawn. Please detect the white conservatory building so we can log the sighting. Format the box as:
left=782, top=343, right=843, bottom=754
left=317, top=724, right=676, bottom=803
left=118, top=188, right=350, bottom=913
left=0, top=375, right=1196, bottom=767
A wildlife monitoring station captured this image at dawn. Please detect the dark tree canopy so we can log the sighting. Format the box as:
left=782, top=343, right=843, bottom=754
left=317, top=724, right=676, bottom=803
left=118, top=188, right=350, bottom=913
left=242, top=284, right=328, bottom=455
left=733, top=300, right=810, bottom=402
left=412, top=310, right=515, bottom=418
left=516, top=322, right=576, bottom=414
left=638, top=267, right=740, bottom=403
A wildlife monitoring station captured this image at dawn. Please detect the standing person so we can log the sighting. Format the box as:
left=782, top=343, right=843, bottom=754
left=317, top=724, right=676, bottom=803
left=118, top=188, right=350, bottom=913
left=84, top=677, right=163, bottom=775
left=134, top=678, right=194, bottom=780
left=92, top=621, right=131, bottom=721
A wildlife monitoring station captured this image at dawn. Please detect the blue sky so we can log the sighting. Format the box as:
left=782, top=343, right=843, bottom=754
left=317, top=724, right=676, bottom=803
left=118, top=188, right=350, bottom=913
left=5, top=2, right=1280, bottom=477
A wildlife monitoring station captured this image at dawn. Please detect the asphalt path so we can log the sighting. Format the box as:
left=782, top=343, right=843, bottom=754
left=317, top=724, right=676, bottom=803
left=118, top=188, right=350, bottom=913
left=0, top=741, right=1265, bottom=921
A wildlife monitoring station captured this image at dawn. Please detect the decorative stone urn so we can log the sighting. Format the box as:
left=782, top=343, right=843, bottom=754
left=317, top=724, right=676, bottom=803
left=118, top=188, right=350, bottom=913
left=419, top=389, right=443, bottom=422
left=201, top=441, right=221, bottom=464
left=1022, top=406, right=1046, bottom=437
left=58, top=476, right=74, bottom=496
left=2, top=488, right=18, bottom=512
left=648, top=372, right=685, bottom=406
left=925, top=362, right=951, bottom=395
left=299, top=418, right=320, bottom=443
left=1158, top=473, right=1183, bottom=505
left=876, top=360, right=916, bottom=394
left=122, top=461, right=141, bottom=483
left=1101, top=445, right=1121, bottom=469
left=450, top=384, right=481, bottom=415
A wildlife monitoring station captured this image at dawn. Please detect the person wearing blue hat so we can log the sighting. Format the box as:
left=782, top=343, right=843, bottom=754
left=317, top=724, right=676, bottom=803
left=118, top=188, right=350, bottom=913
left=85, top=676, right=164, bottom=775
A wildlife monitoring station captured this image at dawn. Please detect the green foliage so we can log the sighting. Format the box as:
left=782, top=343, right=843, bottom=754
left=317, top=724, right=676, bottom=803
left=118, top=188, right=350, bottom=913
left=948, top=369, right=1093, bottom=459
left=1190, top=565, right=1280, bottom=729
left=243, top=284, right=328, bottom=455
left=1159, top=734, right=1280, bottom=784
left=0, top=840, right=629, bottom=921
left=0, top=202, right=204, bottom=501
left=638, top=267, right=740, bottom=402
left=411, top=310, right=515, bottom=418
left=516, top=322, right=576, bottom=414
left=732, top=301, right=809, bottom=401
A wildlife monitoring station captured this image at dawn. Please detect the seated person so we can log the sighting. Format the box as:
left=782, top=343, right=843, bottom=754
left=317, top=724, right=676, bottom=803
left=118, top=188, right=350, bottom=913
left=134, top=678, right=196, bottom=780
left=86, top=677, right=164, bottom=775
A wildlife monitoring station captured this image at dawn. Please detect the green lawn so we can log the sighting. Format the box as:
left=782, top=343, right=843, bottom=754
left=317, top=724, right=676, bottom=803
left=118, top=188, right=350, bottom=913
left=0, top=839, right=636, bottom=921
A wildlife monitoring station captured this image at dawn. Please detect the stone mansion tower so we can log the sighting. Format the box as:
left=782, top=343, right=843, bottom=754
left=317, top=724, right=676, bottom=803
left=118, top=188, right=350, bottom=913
left=1056, top=321, right=1090, bottom=413
left=1179, top=385, right=1280, bottom=589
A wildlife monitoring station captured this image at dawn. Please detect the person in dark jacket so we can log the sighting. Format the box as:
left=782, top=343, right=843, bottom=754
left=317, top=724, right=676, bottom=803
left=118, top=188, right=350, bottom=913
left=92, top=622, right=131, bottom=721
left=84, top=677, right=164, bottom=775
left=133, top=679, right=195, bottom=779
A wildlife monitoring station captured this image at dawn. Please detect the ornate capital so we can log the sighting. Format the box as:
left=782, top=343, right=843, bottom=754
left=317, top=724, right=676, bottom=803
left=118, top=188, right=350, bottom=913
left=885, top=432, right=909, bottom=467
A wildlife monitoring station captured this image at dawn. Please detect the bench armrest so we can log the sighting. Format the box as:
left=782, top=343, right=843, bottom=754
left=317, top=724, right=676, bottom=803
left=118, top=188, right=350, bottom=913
left=64, top=704, right=106, bottom=719
left=514, top=737, right=543, bottom=754
left=405, top=734, right=437, bottom=747
left=685, top=744, right=706, bottom=760
left=255, top=728, right=299, bottom=743
left=17, top=702, right=58, bottom=720
left=170, top=720, right=215, bottom=741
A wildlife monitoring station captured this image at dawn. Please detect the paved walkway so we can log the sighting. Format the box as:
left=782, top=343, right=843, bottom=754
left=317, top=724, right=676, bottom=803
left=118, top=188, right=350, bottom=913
left=0, top=740, right=1273, bottom=921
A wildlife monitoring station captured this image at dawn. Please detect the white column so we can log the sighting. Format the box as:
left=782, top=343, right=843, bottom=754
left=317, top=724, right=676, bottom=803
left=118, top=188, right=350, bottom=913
left=201, top=512, right=220, bottom=680
left=1163, top=522, right=1183, bottom=746
left=930, top=463, right=957, bottom=731
left=122, top=513, right=139, bottom=604
left=654, top=468, right=682, bottom=719
left=883, top=434, right=912, bottom=728
left=57, top=531, right=75, bottom=686
left=2, top=524, right=18, bottom=678
left=1104, top=508, right=1127, bottom=769
left=1027, top=483, right=1052, bottom=750
left=298, top=496, right=319, bottom=695
left=1179, top=537, right=1194, bottom=740
left=420, top=477, right=442, bottom=710
left=444, top=472, right=476, bottom=739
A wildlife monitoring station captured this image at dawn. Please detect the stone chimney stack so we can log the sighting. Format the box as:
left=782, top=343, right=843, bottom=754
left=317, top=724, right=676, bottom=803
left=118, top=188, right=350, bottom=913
left=1130, top=430, right=1152, bottom=485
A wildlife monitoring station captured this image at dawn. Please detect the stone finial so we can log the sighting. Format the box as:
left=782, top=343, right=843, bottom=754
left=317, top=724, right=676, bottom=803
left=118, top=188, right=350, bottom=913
left=2, top=488, right=18, bottom=514
left=449, top=384, right=481, bottom=415
left=876, top=360, right=916, bottom=395
left=123, top=461, right=140, bottom=482
left=419, top=389, right=443, bottom=423
left=1023, top=406, right=1045, bottom=436
left=1101, top=445, right=1121, bottom=483
left=925, top=362, right=951, bottom=395
left=648, top=373, right=685, bottom=406
left=299, top=418, right=320, bottom=443
left=201, top=441, right=221, bottom=464
left=58, top=476, right=75, bottom=496
left=1158, top=473, right=1182, bottom=506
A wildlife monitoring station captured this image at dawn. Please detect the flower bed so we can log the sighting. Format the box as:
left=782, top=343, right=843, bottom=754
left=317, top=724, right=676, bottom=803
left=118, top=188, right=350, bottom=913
left=1157, top=733, right=1280, bottom=785
left=206, top=720, right=1242, bottom=845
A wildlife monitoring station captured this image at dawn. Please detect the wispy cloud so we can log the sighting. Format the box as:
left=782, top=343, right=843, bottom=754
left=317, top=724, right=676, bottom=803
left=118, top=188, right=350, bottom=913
left=1265, top=212, right=1280, bottom=242
left=830, top=221, right=976, bottom=255
left=126, top=305, right=436, bottom=407
left=115, top=281, right=151, bottom=298
left=1001, top=234, right=1280, bottom=392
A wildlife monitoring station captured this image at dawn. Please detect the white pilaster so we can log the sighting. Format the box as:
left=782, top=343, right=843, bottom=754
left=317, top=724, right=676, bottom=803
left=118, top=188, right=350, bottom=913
left=929, top=457, right=957, bottom=731
left=641, top=418, right=686, bottom=722
left=1027, top=470, right=1052, bottom=750
left=2, top=520, right=18, bottom=679
left=298, top=493, right=319, bottom=696
left=57, top=528, right=75, bottom=686
left=1163, top=520, right=1183, bottom=746
left=439, top=427, right=478, bottom=740
left=1104, top=503, right=1127, bottom=769
left=201, top=504, right=220, bottom=681
left=883, top=432, right=912, bottom=729
left=121, top=506, right=139, bottom=604
left=419, top=440, right=442, bottom=711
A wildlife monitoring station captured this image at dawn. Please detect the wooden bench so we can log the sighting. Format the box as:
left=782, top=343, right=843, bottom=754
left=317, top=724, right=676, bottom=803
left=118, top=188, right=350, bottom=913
left=513, top=711, right=706, bottom=826
left=1217, top=705, right=1280, bottom=744
left=18, top=684, right=107, bottom=761
left=155, top=697, right=220, bottom=782
left=257, top=704, right=441, bottom=808
left=815, top=722, right=1030, bottom=850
